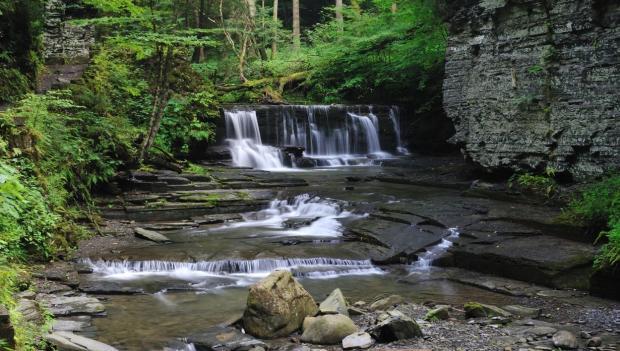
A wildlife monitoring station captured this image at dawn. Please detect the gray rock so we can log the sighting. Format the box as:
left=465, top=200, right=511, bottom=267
left=15, top=299, right=42, bottom=323
left=342, top=332, right=373, bottom=349
left=301, top=314, right=358, bottom=345
left=46, top=331, right=118, bottom=351
left=586, top=336, right=602, bottom=347
left=502, top=305, right=541, bottom=318
left=39, top=295, right=105, bottom=317
left=369, top=295, right=404, bottom=311
left=552, top=330, right=578, bottom=349
left=368, top=315, right=423, bottom=342
left=526, top=327, right=558, bottom=337
left=319, top=288, right=348, bottom=316
left=134, top=227, right=172, bottom=243
left=243, top=271, right=318, bottom=339
left=376, top=309, right=406, bottom=324
left=52, top=317, right=92, bottom=332
left=188, top=326, right=267, bottom=351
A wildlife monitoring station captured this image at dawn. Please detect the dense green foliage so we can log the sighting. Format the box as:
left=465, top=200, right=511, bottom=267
left=0, top=0, right=43, bottom=104
left=567, top=176, right=620, bottom=270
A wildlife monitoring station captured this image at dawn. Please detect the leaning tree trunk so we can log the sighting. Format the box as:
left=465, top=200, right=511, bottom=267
left=138, top=46, right=174, bottom=164
left=271, top=0, right=278, bottom=59
left=292, top=0, right=300, bottom=50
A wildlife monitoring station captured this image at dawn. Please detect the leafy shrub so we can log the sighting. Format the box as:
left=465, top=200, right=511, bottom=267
left=0, top=68, right=30, bottom=104
left=566, top=175, right=620, bottom=269
left=0, top=161, right=58, bottom=264
left=509, top=167, right=557, bottom=198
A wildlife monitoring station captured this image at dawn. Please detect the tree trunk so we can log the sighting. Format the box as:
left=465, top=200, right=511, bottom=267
left=246, top=0, right=256, bottom=18
left=192, top=0, right=207, bottom=63
left=335, top=0, right=343, bottom=30
left=292, top=0, right=300, bottom=50
left=271, top=0, right=278, bottom=59
left=138, top=46, right=174, bottom=164
left=391, top=2, right=397, bottom=13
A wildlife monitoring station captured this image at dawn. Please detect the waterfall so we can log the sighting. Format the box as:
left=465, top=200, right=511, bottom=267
left=410, top=228, right=459, bottom=272
left=82, top=257, right=383, bottom=281
left=389, top=106, right=409, bottom=155
left=224, top=110, right=286, bottom=170
left=222, top=105, right=405, bottom=169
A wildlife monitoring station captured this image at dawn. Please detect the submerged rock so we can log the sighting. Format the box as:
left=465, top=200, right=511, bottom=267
left=188, top=326, right=267, bottom=351
left=134, top=227, right=172, bottom=243
left=464, top=302, right=511, bottom=319
left=301, top=314, right=358, bottom=345
left=368, top=315, right=423, bottom=342
left=319, top=288, right=348, bottom=316
left=369, top=295, right=404, bottom=311
left=552, top=330, right=578, bottom=350
left=342, top=332, right=373, bottom=349
left=242, top=271, right=318, bottom=339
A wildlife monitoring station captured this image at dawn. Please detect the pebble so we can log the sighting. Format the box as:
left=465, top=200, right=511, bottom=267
left=586, top=336, right=602, bottom=347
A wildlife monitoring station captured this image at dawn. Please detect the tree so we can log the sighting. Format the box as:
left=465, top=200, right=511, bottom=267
left=271, top=0, right=278, bottom=58
left=391, top=2, right=397, bottom=13
left=335, top=0, right=343, bottom=29
left=292, top=0, right=300, bottom=50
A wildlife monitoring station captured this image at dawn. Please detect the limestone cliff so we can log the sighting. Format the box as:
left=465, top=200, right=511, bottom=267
left=442, top=0, right=619, bottom=180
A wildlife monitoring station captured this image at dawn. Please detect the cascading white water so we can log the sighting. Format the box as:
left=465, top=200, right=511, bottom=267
left=409, top=228, right=460, bottom=272
left=224, top=110, right=286, bottom=170
left=82, top=257, right=383, bottom=282
left=223, top=105, right=406, bottom=169
left=217, top=193, right=357, bottom=237
left=388, top=106, right=409, bottom=155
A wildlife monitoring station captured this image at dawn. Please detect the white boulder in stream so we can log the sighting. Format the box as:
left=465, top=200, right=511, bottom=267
left=319, top=288, right=348, bottom=316
left=301, top=314, right=358, bottom=345
left=242, top=270, right=318, bottom=339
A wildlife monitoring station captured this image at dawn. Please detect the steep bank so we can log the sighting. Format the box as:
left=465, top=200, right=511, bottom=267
left=442, top=0, right=620, bottom=180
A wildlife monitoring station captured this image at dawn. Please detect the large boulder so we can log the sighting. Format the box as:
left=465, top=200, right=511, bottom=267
left=300, top=314, right=358, bottom=345
left=368, top=315, right=422, bottom=342
left=318, top=289, right=348, bottom=316
left=242, top=271, right=318, bottom=339
left=134, top=227, right=172, bottom=243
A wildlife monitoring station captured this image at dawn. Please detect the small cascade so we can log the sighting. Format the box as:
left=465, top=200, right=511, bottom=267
left=82, top=257, right=383, bottom=281
left=388, top=106, right=409, bottom=155
left=409, top=228, right=459, bottom=272
left=218, top=193, right=357, bottom=237
left=224, top=110, right=286, bottom=170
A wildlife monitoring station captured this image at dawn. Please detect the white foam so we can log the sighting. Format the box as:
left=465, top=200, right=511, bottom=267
left=410, top=228, right=460, bottom=272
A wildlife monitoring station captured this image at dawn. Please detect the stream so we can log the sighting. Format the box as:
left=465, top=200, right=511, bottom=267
left=73, top=105, right=619, bottom=350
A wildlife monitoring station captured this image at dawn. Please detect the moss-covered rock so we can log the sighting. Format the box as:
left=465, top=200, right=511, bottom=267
left=464, top=302, right=511, bottom=319
left=424, top=305, right=450, bottom=321
left=242, top=271, right=318, bottom=339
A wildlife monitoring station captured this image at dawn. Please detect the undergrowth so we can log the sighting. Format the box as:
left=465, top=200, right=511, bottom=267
left=565, top=175, right=620, bottom=270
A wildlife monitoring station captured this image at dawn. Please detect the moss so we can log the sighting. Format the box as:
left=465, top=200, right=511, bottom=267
left=0, top=68, right=30, bottom=104
left=424, top=306, right=450, bottom=322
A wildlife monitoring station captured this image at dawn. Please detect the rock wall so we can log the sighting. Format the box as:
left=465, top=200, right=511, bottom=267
left=43, top=0, right=94, bottom=64
left=443, top=0, right=620, bottom=180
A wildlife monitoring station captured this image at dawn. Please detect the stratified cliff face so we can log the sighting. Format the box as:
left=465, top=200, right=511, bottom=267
left=443, top=0, right=619, bottom=180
